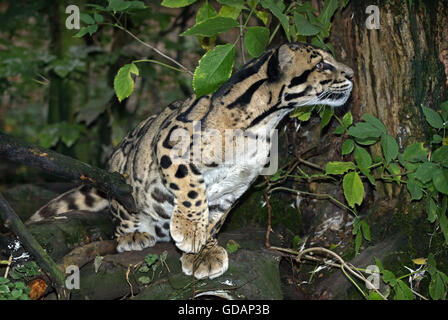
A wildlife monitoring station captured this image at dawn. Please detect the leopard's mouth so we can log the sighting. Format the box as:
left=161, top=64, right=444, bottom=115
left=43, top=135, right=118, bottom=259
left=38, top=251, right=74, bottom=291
left=316, top=88, right=352, bottom=106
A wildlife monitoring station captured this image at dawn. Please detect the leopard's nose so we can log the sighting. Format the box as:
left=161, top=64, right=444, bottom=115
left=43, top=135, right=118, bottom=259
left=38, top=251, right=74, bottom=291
left=345, top=73, right=354, bottom=81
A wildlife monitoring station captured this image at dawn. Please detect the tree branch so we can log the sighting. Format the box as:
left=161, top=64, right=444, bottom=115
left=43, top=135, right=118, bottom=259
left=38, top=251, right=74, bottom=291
left=0, top=132, right=136, bottom=214
left=0, top=193, right=69, bottom=299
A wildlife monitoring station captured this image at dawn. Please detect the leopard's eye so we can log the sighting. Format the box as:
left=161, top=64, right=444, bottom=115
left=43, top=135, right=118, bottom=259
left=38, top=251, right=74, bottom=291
left=316, top=62, right=324, bottom=70
left=316, top=61, right=334, bottom=71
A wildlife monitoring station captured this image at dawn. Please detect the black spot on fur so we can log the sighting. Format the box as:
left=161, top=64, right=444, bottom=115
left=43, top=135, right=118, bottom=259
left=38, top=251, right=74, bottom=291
left=267, top=50, right=281, bottom=83
left=169, top=183, right=179, bottom=190
left=155, top=226, right=165, bottom=238
left=288, top=69, right=313, bottom=88
left=67, top=196, right=78, bottom=211
left=195, top=200, right=202, bottom=207
left=160, top=155, right=172, bottom=169
left=285, top=85, right=312, bottom=101
left=226, top=78, right=267, bottom=109
left=153, top=204, right=170, bottom=219
left=151, top=188, right=175, bottom=206
left=175, top=164, right=188, bottom=178
left=182, top=201, right=191, bottom=208
left=162, top=125, right=179, bottom=149
left=189, top=163, right=201, bottom=175
left=38, top=206, right=54, bottom=218
left=205, top=162, right=218, bottom=168
left=188, top=191, right=198, bottom=199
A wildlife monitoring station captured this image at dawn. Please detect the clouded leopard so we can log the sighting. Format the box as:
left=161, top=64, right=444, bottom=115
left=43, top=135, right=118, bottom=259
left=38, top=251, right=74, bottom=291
left=29, top=43, right=353, bottom=279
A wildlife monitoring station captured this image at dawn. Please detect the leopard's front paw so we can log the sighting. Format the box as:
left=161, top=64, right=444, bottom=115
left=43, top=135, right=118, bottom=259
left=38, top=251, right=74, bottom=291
left=116, top=231, right=156, bottom=252
left=180, top=240, right=228, bottom=279
left=170, top=212, right=207, bottom=253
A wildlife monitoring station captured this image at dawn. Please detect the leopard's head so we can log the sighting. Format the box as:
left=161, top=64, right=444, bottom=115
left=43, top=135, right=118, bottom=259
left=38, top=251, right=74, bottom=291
left=273, top=42, right=354, bottom=107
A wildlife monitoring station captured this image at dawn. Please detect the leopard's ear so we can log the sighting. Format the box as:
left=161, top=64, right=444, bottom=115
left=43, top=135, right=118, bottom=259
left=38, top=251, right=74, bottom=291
left=278, top=44, right=295, bottom=72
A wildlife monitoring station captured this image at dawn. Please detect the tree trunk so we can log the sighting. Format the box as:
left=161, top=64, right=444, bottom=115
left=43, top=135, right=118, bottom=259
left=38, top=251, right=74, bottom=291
left=331, top=0, right=448, bottom=142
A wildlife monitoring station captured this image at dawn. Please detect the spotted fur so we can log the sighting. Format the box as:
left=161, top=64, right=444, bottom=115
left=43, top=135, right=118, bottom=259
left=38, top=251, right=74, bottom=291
left=29, top=43, right=353, bottom=279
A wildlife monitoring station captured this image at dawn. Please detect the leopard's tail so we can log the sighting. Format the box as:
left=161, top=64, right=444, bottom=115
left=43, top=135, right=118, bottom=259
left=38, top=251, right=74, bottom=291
left=27, top=185, right=109, bottom=223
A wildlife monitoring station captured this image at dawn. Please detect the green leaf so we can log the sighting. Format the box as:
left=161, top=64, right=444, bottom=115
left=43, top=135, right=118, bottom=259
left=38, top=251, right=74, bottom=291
left=260, top=0, right=290, bottom=42
left=343, top=171, right=364, bottom=208
left=86, top=24, right=98, bottom=35
left=333, top=124, right=346, bottom=135
left=382, top=269, right=397, bottom=286
left=244, top=26, right=270, bottom=58
left=196, top=2, right=217, bottom=23
left=367, top=291, right=384, bottom=300
left=108, top=0, right=131, bottom=11
left=354, top=231, right=362, bottom=254
left=94, top=13, right=104, bottom=23
left=381, top=134, right=399, bottom=163
left=217, top=0, right=245, bottom=8
left=386, top=162, right=402, bottom=184
left=269, top=169, right=285, bottom=182
left=354, top=145, right=372, bottom=169
left=432, top=146, right=448, bottom=167
left=161, top=0, right=197, bottom=8
left=80, top=13, right=95, bottom=25
left=422, top=106, right=444, bottom=129
left=193, top=44, right=235, bottom=97
left=145, top=253, right=158, bottom=266
left=432, top=167, right=448, bottom=195
left=325, top=161, right=356, bottom=175
left=38, top=125, right=60, bottom=148
left=317, top=0, right=338, bottom=33
left=320, top=106, right=334, bottom=131
left=429, top=272, right=446, bottom=300
left=342, top=112, right=353, bottom=127
left=426, top=196, right=437, bottom=223
left=341, top=139, right=354, bottom=155
left=114, top=63, right=139, bottom=102
left=394, top=279, right=414, bottom=300
left=218, top=5, right=242, bottom=20
left=138, top=276, right=151, bottom=284
left=293, top=12, right=320, bottom=36
left=362, top=114, right=387, bottom=134
left=441, top=100, right=448, bottom=121
left=348, top=122, right=382, bottom=141
left=432, top=134, right=443, bottom=144
left=290, top=106, right=313, bottom=121
left=361, top=221, right=371, bottom=241
left=127, top=1, right=147, bottom=9
left=359, top=166, right=376, bottom=186
left=407, top=179, right=423, bottom=200
left=74, top=27, right=90, bottom=38
left=403, top=143, right=428, bottom=163
left=225, top=240, right=240, bottom=254
left=181, top=16, right=239, bottom=37
left=415, top=162, right=437, bottom=184
left=438, top=209, right=448, bottom=245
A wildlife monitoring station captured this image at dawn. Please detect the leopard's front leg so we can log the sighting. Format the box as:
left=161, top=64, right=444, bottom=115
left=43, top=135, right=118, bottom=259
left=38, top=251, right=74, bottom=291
left=156, top=128, right=209, bottom=253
